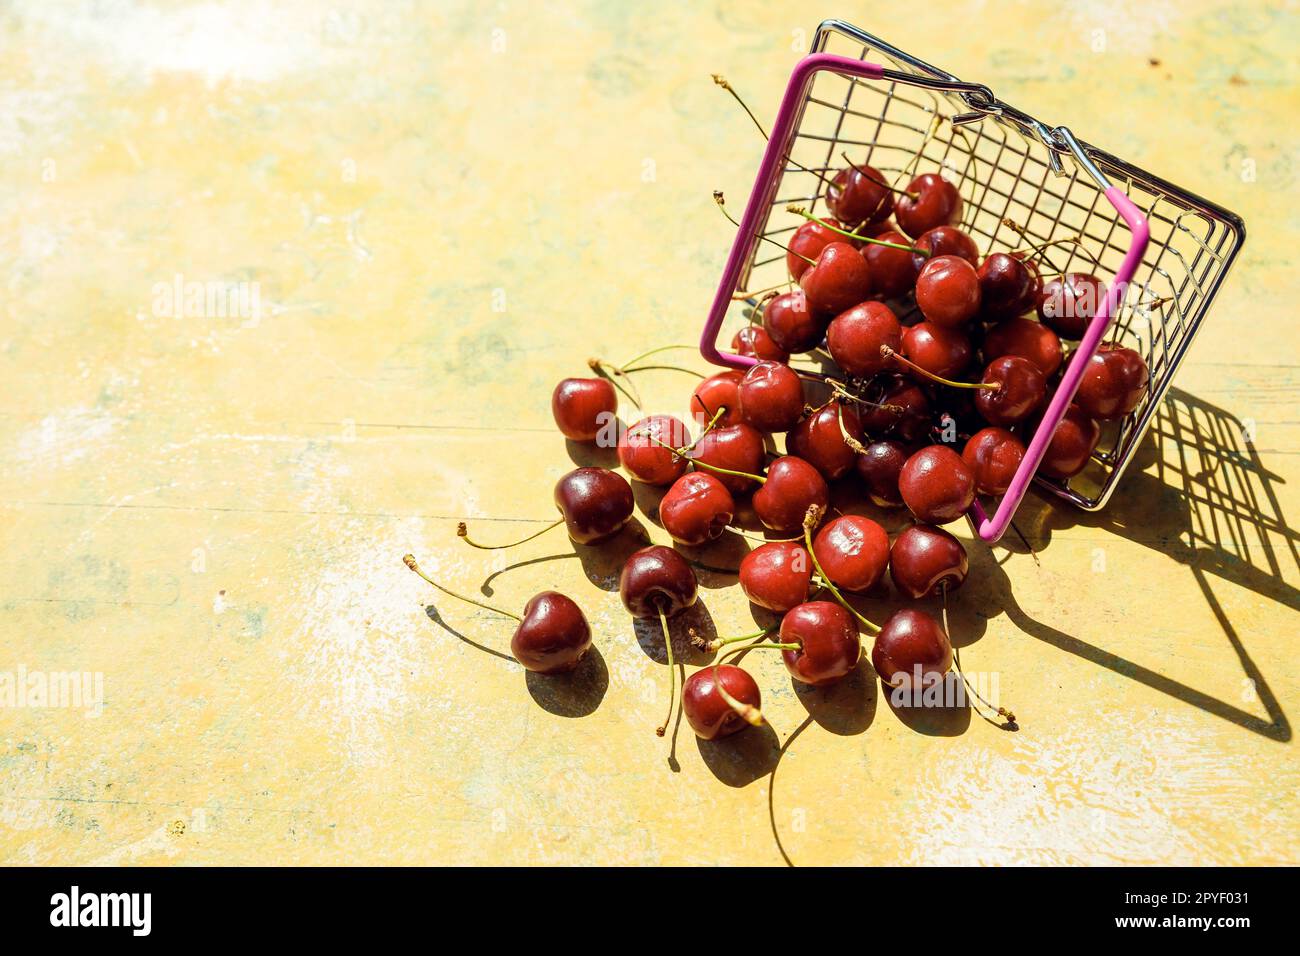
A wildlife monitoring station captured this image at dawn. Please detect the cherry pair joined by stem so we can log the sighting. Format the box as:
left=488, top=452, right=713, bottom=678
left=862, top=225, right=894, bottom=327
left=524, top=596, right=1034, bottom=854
left=551, top=377, right=617, bottom=442
left=737, top=360, right=804, bottom=433
left=788, top=400, right=864, bottom=481
left=404, top=555, right=592, bottom=675
left=826, top=301, right=901, bottom=377
left=890, top=524, right=968, bottom=599
left=1075, top=344, right=1148, bottom=421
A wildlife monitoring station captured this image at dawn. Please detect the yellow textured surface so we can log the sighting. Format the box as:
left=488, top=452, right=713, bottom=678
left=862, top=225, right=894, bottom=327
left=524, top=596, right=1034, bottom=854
left=1, top=1, right=1297, bottom=866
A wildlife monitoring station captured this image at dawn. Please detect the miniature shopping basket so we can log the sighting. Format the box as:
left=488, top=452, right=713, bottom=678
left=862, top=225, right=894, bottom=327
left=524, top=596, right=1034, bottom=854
left=699, top=20, right=1245, bottom=542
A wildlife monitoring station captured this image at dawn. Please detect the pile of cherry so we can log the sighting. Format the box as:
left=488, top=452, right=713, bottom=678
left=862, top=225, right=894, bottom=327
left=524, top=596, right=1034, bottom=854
left=405, top=157, right=1151, bottom=746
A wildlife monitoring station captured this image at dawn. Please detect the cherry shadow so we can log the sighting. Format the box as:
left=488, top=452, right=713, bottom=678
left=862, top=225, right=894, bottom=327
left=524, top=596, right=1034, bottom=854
left=424, top=604, right=516, bottom=664
left=525, top=646, right=609, bottom=718
left=792, top=662, right=878, bottom=736
left=883, top=682, right=973, bottom=736
left=564, top=436, right=620, bottom=470
left=572, top=520, right=654, bottom=591
left=632, top=599, right=717, bottom=667
left=696, top=721, right=781, bottom=787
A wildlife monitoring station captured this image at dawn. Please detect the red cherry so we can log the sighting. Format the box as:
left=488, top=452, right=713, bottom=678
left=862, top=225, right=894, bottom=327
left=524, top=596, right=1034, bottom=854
left=780, top=601, right=861, bottom=686
left=872, top=608, right=952, bottom=690
left=1037, top=272, right=1106, bottom=339
left=690, top=371, right=744, bottom=428
left=898, top=445, right=975, bottom=524
left=787, top=401, right=864, bottom=481
left=894, top=173, right=962, bottom=239
left=910, top=226, right=979, bottom=271
left=915, top=255, right=982, bottom=328
left=860, top=376, right=932, bottom=444
left=739, top=540, right=812, bottom=613
left=864, top=229, right=917, bottom=299
left=659, top=472, right=735, bottom=546
left=977, top=252, right=1037, bottom=321
left=763, top=289, right=828, bottom=354
left=813, top=515, right=889, bottom=592
left=553, top=467, right=636, bottom=543
left=901, top=322, right=972, bottom=380
left=1038, top=403, right=1101, bottom=479
left=827, top=163, right=894, bottom=229
left=682, top=665, right=762, bottom=740
left=889, top=525, right=968, bottom=600
left=787, top=217, right=851, bottom=281
left=826, top=301, right=902, bottom=376
left=732, top=325, right=789, bottom=363
left=962, top=426, right=1026, bottom=495
left=618, top=545, right=698, bottom=618
left=799, top=241, right=873, bottom=316
left=619, top=415, right=691, bottom=485
left=551, top=377, right=617, bottom=442
left=1075, top=344, right=1149, bottom=421
left=737, top=360, right=804, bottom=433
left=512, top=591, right=594, bottom=673
left=982, top=316, right=1063, bottom=377
left=975, top=355, right=1046, bottom=427
left=855, top=439, right=909, bottom=506
left=693, top=422, right=766, bottom=496
left=752, top=456, right=830, bottom=533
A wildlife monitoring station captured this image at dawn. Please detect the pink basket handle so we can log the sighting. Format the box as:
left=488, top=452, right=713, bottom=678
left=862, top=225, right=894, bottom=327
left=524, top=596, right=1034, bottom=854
left=700, top=53, right=1151, bottom=543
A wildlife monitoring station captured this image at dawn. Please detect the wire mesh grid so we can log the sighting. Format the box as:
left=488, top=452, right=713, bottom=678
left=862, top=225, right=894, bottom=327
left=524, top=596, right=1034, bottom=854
left=733, top=22, right=1245, bottom=512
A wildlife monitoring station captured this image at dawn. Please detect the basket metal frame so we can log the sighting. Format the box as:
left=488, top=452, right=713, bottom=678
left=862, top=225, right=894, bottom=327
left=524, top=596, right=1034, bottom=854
left=702, top=20, right=1245, bottom=533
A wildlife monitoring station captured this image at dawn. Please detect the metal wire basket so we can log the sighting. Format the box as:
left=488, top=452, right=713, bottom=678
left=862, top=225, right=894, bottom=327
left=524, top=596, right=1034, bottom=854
left=700, top=20, right=1245, bottom=542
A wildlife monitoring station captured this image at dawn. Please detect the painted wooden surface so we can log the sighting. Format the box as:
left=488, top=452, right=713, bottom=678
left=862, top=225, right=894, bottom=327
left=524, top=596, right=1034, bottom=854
left=1, top=0, right=1296, bottom=865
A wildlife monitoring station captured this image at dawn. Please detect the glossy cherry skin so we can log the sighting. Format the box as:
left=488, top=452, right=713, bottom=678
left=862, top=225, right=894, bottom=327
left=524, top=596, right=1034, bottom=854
left=962, top=426, right=1026, bottom=495
left=618, top=545, right=698, bottom=619
left=898, top=445, right=976, bottom=524
left=975, top=355, right=1046, bottom=427
left=872, top=608, right=953, bottom=691
left=827, top=163, right=894, bottom=228
left=511, top=591, right=593, bottom=673
left=732, top=325, right=789, bottom=363
left=763, top=290, right=828, bottom=354
left=901, top=322, right=973, bottom=380
left=856, top=439, right=909, bottom=507
left=739, top=540, right=812, bottom=613
left=780, top=601, right=861, bottom=686
left=1075, top=345, right=1149, bottom=421
left=861, top=375, right=932, bottom=444
left=889, top=525, right=968, bottom=600
left=619, top=415, right=691, bottom=485
left=894, top=172, right=963, bottom=239
left=787, top=217, right=851, bottom=281
left=1038, top=403, right=1101, bottom=479
left=977, top=253, right=1037, bottom=322
left=864, top=229, right=918, bottom=299
left=982, top=316, right=1063, bottom=377
left=554, top=467, right=635, bottom=544
left=800, top=241, right=873, bottom=316
left=915, top=255, right=982, bottom=328
left=910, top=225, right=979, bottom=271
left=1038, top=272, right=1106, bottom=339
left=659, top=472, right=735, bottom=546
left=826, top=301, right=901, bottom=377
left=813, top=515, right=889, bottom=593
left=738, top=360, right=804, bottom=433
left=682, top=665, right=762, bottom=740
left=691, top=370, right=744, bottom=428
left=692, top=422, right=766, bottom=496
left=551, top=377, right=617, bottom=442
left=752, top=456, right=830, bottom=533
left=787, top=401, right=864, bottom=481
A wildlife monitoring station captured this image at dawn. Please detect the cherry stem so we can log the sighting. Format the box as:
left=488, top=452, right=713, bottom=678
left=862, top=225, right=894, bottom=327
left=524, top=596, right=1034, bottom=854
left=691, top=627, right=770, bottom=653
left=636, top=431, right=766, bottom=485
left=941, top=585, right=1016, bottom=726
left=403, top=554, right=522, bottom=622
left=618, top=344, right=696, bottom=370
left=733, top=281, right=791, bottom=302
left=785, top=206, right=917, bottom=254
left=800, top=507, right=879, bottom=634
left=836, top=402, right=869, bottom=456
left=708, top=641, right=800, bottom=729
left=656, top=604, right=677, bottom=738
left=839, top=152, right=918, bottom=200
left=1008, top=519, right=1041, bottom=567
left=587, top=358, right=642, bottom=410
left=621, top=364, right=706, bottom=379
left=718, top=192, right=816, bottom=266
left=457, top=517, right=564, bottom=551
left=880, top=345, right=997, bottom=392
left=684, top=404, right=727, bottom=452
left=712, top=74, right=769, bottom=140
